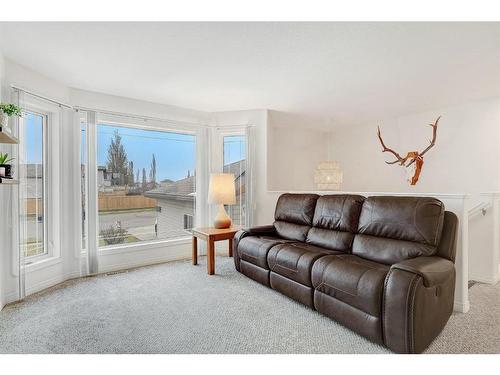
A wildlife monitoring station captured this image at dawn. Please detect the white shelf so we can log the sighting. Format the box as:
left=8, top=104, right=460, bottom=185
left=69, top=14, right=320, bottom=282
left=0, top=127, right=19, bottom=144
left=0, top=177, right=19, bottom=185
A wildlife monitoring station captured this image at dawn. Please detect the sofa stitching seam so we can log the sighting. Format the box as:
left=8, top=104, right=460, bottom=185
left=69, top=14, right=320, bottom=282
left=406, top=274, right=420, bottom=353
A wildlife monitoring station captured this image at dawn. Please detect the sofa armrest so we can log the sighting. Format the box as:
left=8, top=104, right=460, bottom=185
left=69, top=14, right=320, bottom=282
left=391, top=256, right=454, bottom=288
left=233, top=225, right=275, bottom=271
left=241, top=225, right=277, bottom=237
left=383, top=256, right=456, bottom=353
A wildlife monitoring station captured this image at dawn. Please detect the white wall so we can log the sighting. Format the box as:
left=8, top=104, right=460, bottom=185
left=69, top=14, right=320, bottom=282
left=0, top=58, right=73, bottom=307
left=329, top=97, right=500, bottom=196
left=328, top=97, right=500, bottom=286
left=0, top=58, right=215, bottom=308
left=69, top=88, right=211, bottom=125
left=267, top=111, right=331, bottom=192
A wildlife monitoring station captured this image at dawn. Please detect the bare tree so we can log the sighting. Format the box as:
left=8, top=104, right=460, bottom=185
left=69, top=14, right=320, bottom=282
left=128, top=161, right=134, bottom=186
left=142, top=168, right=147, bottom=190
left=106, top=130, right=128, bottom=185
left=149, top=154, right=157, bottom=188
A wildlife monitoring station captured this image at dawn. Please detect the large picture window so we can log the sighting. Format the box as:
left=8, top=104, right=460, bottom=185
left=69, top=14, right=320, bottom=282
left=223, top=134, right=246, bottom=226
left=96, top=123, right=196, bottom=247
left=22, top=111, right=47, bottom=258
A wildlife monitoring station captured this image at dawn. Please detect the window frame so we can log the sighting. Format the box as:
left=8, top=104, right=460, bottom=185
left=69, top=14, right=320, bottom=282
left=19, top=100, right=62, bottom=267
left=91, top=115, right=199, bottom=252
left=219, top=130, right=248, bottom=227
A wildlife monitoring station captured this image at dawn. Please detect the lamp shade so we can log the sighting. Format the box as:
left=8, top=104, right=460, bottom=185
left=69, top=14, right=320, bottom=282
left=208, top=173, right=236, bottom=204
left=314, top=161, right=343, bottom=190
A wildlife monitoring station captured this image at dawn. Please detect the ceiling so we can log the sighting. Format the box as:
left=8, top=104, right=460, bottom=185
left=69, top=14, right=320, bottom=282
left=0, top=22, right=499, bottom=125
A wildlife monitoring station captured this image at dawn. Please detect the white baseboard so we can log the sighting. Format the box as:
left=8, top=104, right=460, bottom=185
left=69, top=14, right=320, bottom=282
left=469, top=273, right=500, bottom=285
left=1, top=271, right=82, bottom=309
left=97, top=253, right=190, bottom=274
left=453, top=300, right=470, bottom=313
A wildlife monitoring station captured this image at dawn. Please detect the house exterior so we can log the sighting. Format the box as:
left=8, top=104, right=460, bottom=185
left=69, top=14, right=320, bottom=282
left=144, top=175, right=196, bottom=239
left=144, top=159, right=246, bottom=238
left=97, top=166, right=112, bottom=191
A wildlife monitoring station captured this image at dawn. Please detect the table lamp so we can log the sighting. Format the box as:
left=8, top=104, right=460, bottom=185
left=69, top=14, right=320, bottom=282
left=208, top=173, right=236, bottom=228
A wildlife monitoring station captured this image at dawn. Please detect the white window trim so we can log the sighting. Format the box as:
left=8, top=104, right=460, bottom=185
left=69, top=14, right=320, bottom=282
left=18, top=99, right=62, bottom=271
left=84, top=111, right=205, bottom=266
left=215, top=128, right=248, bottom=226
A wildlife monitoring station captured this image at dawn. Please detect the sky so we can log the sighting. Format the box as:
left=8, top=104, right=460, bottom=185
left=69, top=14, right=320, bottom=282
left=25, top=112, right=43, bottom=164
left=26, top=113, right=245, bottom=183
left=97, top=124, right=196, bottom=182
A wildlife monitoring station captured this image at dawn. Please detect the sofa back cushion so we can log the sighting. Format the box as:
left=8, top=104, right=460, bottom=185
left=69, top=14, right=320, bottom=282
left=306, top=194, right=365, bottom=251
left=273, top=193, right=319, bottom=241
left=352, top=196, right=445, bottom=264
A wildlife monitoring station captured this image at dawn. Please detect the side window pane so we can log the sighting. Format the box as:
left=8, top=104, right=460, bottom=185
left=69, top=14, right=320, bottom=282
left=23, top=112, right=46, bottom=257
left=97, top=124, right=196, bottom=247
left=223, top=135, right=246, bottom=226
left=81, top=120, right=87, bottom=250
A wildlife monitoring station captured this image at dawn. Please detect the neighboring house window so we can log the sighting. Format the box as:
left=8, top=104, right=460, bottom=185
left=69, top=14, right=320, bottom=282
left=22, top=111, right=47, bottom=258
left=183, top=214, right=193, bottom=230
left=223, top=135, right=246, bottom=226
left=96, top=123, right=196, bottom=247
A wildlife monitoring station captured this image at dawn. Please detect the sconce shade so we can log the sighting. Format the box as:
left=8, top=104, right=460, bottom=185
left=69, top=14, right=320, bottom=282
left=208, top=173, right=236, bottom=204
left=314, top=161, right=343, bottom=190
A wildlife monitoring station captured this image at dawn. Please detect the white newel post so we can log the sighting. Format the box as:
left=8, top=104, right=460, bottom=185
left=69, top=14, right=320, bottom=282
left=480, top=192, right=500, bottom=285
left=451, top=195, right=470, bottom=313
left=493, top=195, right=500, bottom=284
left=277, top=191, right=471, bottom=313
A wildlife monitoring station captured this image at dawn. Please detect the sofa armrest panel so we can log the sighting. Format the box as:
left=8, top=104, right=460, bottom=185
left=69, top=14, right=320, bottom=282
left=241, top=225, right=277, bottom=236
left=383, top=258, right=455, bottom=353
left=233, top=225, right=276, bottom=271
left=391, top=256, right=455, bottom=288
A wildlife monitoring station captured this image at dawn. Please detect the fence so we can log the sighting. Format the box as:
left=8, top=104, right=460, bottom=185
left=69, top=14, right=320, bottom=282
left=98, top=195, right=157, bottom=211
left=26, top=195, right=157, bottom=215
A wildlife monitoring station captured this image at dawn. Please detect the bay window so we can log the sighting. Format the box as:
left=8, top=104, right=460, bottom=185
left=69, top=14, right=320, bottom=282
left=96, top=123, right=196, bottom=247
left=21, top=111, right=47, bottom=259
left=223, top=134, right=247, bottom=226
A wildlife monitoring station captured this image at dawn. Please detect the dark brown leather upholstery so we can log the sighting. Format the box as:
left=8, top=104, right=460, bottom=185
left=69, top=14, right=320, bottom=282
left=435, top=211, right=459, bottom=261
left=383, top=259, right=455, bottom=353
left=273, top=193, right=318, bottom=240
left=306, top=194, right=365, bottom=251
left=353, top=196, right=445, bottom=265
left=312, top=254, right=389, bottom=343
left=233, top=193, right=458, bottom=353
left=268, top=243, right=340, bottom=286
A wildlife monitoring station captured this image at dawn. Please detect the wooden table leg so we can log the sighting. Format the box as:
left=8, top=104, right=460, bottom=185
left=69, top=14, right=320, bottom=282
left=228, top=238, right=233, bottom=257
left=192, top=236, right=198, bottom=265
left=207, top=237, right=215, bottom=275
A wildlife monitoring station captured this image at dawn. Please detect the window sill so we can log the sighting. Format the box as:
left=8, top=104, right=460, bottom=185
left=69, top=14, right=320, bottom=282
left=25, top=256, right=62, bottom=273
left=97, top=237, right=192, bottom=256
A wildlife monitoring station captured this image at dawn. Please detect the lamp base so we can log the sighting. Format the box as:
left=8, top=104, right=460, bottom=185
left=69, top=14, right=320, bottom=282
left=214, top=204, right=232, bottom=229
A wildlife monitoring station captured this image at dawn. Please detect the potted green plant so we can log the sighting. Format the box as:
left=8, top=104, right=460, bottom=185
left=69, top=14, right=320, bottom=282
left=0, top=152, right=14, bottom=178
left=0, top=103, right=23, bottom=133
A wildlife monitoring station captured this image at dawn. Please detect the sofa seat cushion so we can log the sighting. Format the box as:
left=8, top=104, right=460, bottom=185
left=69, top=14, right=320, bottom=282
left=312, top=254, right=389, bottom=317
left=238, top=236, right=294, bottom=269
left=268, top=243, right=340, bottom=286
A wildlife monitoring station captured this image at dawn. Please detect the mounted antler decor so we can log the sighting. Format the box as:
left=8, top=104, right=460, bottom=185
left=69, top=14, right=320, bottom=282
left=377, top=116, right=440, bottom=185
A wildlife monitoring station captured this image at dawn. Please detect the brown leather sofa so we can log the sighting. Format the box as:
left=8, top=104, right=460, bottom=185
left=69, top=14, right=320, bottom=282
left=233, top=193, right=458, bottom=353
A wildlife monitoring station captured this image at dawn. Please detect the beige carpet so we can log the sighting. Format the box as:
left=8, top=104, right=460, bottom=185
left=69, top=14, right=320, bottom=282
left=0, top=256, right=498, bottom=354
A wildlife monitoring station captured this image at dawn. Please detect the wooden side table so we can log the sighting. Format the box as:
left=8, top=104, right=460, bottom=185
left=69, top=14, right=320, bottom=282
left=192, top=226, right=241, bottom=275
